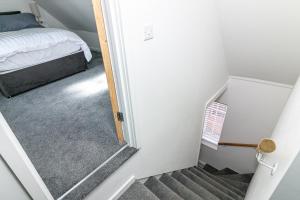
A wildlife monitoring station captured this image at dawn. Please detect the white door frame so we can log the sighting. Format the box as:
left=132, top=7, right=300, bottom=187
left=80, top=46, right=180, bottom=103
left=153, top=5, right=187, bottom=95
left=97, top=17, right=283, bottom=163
left=100, top=0, right=138, bottom=148
left=0, top=113, right=54, bottom=200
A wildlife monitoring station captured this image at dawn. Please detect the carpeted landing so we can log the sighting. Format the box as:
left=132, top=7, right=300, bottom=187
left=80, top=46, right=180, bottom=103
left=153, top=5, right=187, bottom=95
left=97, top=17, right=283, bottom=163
left=0, top=52, right=137, bottom=199
left=118, top=164, right=254, bottom=200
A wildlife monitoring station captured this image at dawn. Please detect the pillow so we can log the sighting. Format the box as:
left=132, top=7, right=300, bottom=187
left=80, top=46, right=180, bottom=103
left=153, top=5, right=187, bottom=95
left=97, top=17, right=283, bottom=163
left=0, top=13, right=42, bottom=32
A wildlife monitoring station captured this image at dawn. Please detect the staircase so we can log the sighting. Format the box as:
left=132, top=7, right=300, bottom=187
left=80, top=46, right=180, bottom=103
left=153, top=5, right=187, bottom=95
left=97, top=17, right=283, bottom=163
left=118, top=164, right=254, bottom=200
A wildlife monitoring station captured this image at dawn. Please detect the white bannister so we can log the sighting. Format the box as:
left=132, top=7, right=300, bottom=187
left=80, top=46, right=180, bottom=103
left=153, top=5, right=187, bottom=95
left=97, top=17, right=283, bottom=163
left=245, top=76, right=300, bottom=200
left=256, top=152, right=278, bottom=176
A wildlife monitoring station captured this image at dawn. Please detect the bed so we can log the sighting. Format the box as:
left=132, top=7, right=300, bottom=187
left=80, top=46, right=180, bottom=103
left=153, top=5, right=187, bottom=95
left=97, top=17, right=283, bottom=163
left=0, top=12, right=92, bottom=97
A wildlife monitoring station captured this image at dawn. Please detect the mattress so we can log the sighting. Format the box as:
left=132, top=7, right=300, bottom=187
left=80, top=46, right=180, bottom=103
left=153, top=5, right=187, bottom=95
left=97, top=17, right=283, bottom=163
left=0, top=41, right=82, bottom=74
left=0, top=28, right=92, bottom=74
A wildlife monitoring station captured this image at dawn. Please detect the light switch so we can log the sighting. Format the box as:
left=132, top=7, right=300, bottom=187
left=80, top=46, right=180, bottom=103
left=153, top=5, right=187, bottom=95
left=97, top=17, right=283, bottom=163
left=144, top=25, right=154, bottom=41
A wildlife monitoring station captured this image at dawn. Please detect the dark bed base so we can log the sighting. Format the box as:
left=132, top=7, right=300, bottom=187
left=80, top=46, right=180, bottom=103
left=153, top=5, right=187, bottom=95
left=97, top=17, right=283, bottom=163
left=0, top=51, right=88, bottom=98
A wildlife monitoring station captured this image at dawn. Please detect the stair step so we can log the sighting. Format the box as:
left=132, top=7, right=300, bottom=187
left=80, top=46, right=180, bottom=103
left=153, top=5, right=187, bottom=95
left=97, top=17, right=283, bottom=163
left=171, top=171, right=220, bottom=200
left=145, top=177, right=184, bottom=200
left=219, top=173, right=254, bottom=184
left=217, top=177, right=249, bottom=193
left=159, top=173, right=203, bottom=200
left=203, top=164, right=219, bottom=173
left=61, top=147, right=137, bottom=200
left=118, top=182, right=159, bottom=200
left=195, top=167, right=246, bottom=197
left=189, top=168, right=244, bottom=200
left=181, top=169, right=235, bottom=200
left=214, top=168, right=238, bottom=175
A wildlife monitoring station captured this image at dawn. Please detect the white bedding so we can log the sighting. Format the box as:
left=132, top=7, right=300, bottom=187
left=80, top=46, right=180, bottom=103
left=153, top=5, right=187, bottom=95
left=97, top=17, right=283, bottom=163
left=0, top=28, right=92, bottom=74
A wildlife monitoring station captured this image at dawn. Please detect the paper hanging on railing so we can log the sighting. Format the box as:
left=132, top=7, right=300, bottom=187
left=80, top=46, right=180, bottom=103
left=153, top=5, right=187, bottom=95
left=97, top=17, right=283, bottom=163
left=203, top=102, right=228, bottom=144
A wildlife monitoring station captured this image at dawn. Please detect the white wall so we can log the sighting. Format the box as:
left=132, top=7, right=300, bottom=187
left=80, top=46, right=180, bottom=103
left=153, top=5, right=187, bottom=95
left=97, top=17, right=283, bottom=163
left=85, top=0, right=228, bottom=198
left=73, top=30, right=100, bottom=51
left=38, top=6, right=67, bottom=29
left=200, top=77, right=292, bottom=173
left=271, top=150, right=300, bottom=200
left=216, top=0, right=300, bottom=85
left=0, top=0, right=31, bottom=12
left=0, top=157, right=31, bottom=200
left=245, top=77, right=300, bottom=200
left=118, top=0, right=228, bottom=177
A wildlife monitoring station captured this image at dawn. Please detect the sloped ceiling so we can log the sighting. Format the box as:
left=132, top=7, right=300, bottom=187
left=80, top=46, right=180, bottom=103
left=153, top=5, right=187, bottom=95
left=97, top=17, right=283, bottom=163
left=35, top=0, right=97, bottom=32
left=0, top=0, right=31, bottom=12
left=0, top=0, right=67, bottom=29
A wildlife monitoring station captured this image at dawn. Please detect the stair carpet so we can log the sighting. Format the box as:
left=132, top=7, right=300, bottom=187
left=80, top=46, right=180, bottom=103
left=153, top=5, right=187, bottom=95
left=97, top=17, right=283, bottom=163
left=118, top=164, right=254, bottom=200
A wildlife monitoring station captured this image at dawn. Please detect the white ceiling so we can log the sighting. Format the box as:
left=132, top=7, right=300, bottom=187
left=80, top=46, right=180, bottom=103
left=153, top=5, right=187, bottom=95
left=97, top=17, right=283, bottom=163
left=35, top=0, right=97, bottom=32
left=216, top=0, right=300, bottom=85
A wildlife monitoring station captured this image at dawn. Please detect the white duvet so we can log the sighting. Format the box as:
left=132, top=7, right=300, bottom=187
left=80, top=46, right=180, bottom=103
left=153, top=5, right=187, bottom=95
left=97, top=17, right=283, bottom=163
left=0, top=28, right=92, bottom=74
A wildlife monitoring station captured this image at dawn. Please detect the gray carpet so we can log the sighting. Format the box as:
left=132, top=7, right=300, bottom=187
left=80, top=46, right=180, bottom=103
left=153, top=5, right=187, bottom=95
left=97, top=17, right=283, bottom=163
left=218, top=174, right=253, bottom=184
left=145, top=177, right=183, bottom=200
left=159, top=174, right=202, bottom=200
left=181, top=169, right=234, bottom=200
left=119, top=182, right=159, bottom=200
left=194, top=167, right=248, bottom=195
left=63, top=146, right=138, bottom=200
left=0, top=52, right=126, bottom=199
left=171, top=171, right=219, bottom=200
left=118, top=164, right=254, bottom=200
left=189, top=168, right=243, bottom=199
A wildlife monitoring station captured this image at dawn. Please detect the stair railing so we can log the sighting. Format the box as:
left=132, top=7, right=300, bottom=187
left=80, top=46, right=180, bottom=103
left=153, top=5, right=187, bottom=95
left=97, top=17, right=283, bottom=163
left=218, top=138, right=278, bottom=175
left=218, top=142, right=258, bottom=148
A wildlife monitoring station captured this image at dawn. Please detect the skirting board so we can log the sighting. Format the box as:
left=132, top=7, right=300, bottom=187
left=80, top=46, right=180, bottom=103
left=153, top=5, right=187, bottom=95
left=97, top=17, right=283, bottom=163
left=198, top=160, right=206, bottom=166
left=108, top=176, right=136, bottom=200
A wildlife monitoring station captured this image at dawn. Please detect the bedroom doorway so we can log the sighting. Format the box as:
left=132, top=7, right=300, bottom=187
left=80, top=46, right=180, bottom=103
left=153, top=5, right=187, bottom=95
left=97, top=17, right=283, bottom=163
left=0, top=1, right=136, bottom=199
left=0, top=50, right=126, bottom=199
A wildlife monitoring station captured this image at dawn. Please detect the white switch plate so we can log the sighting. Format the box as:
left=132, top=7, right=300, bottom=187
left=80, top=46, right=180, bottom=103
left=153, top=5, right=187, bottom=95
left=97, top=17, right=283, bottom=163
left=144, top=25, right=154, bottom=41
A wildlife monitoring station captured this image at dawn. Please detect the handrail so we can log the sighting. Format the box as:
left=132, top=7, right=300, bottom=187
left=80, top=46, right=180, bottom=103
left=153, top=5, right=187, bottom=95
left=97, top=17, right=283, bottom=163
left=219, top=139, right=278, bottom=175
left=218, top=142, right=258, bottom=148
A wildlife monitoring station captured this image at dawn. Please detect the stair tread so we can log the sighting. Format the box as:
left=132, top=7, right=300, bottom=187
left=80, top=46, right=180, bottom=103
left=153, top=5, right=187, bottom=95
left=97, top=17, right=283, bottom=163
left=160, top=173, right=203, bottom=200
left=190, top=168, right=244, bottom=200
left=214, top=168, right=238, bottom=175
left=194, top=167, right=246, bottom=197
left=171, top=171, right=220, bottom=200
left=203, top=164, right=219, bottom=173
left=145, top=177, right=184, bottom=200
left=219, top=173, right=254, bottom=183
left=118, top=182, right=159, bottom=200
left=217, top=177, right=249, bottom=193
left=118, top=163, right=251, bottom=200
left=181, top=169, right=235, bottom=200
